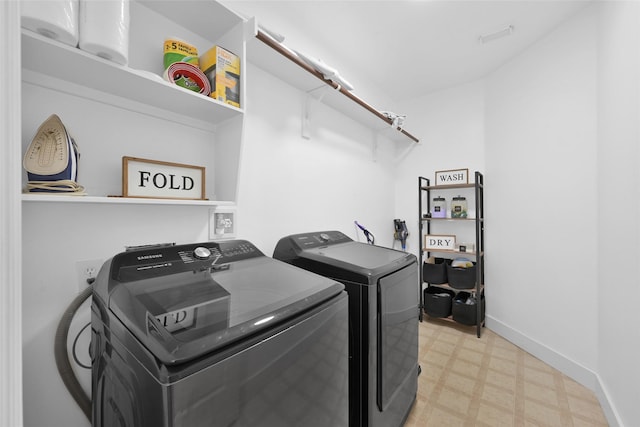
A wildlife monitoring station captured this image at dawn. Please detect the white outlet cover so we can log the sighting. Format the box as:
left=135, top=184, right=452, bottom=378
left=75, top=259, right=103, bottom=291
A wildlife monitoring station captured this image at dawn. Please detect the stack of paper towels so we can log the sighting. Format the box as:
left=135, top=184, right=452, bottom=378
left=79, top=0, right=130, bottom=65
left=21, top=0, right=130, bottom=66
left=21, top=0, right=80, bottom=47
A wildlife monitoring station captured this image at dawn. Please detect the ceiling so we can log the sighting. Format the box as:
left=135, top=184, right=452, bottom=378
left=222, top=0, right=592, bottom=101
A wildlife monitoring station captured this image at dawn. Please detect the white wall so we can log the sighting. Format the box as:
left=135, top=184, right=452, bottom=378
left=484, top=1, right=600, bottom=386
left=394, top=80, right=485, bottom=255
left=394, top=0, right=601, bottom=389
left=236, top=63, right=399, bottom=254
left=597, top=2, right=640, bottom=426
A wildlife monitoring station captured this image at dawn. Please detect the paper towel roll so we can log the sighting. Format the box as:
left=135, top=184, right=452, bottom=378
left=21, top=0, right=79, bottom=47
left=79, top=0, right=130, bottom=65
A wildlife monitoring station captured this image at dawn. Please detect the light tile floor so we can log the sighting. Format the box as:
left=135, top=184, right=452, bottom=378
left=405, top=318, right=609, bottom=426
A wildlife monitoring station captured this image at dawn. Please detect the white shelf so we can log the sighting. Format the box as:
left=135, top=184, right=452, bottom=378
left=21, top=30, right=242, bottom=129
left=245, top=19, right=419, bottom=144
left=21, top=0, right=247, bottom=205
left=21, top=194, right=235, bottom=206
left=139, top=0, right=243, bottom=42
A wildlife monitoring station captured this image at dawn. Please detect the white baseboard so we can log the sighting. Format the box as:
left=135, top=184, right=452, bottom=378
left=486, top=315, right=621, bottom=427
left=594, top=373, right=623, bottom=427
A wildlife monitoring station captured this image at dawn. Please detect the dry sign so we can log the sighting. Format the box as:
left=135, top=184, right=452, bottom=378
left=122, top=156, right=206, bottom=200
left=424, top=235, right=456, bottom=251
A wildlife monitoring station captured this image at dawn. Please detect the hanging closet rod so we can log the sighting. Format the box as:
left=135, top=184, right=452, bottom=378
left=255, top=30, right=419, bottom=143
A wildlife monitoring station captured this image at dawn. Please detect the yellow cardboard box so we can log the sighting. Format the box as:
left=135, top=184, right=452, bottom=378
left=199, top=45, right=240, bottom=108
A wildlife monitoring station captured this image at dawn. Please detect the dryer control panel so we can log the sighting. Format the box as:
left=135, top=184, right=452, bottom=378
left=284, top=231, right=351, bottom=250
left=273, top=230, right=353, bottom=262
left=111, top=240, right=264, bottom=282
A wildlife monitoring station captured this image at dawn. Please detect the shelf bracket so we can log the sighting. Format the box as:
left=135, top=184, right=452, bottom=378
left=302, top=84, right=332, bottom=140
left=394, top=138, right=418, bottom=164
left=372, top=130, right=378, bottom=162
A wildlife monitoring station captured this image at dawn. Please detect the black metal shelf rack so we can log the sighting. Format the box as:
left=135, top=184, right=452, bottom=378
left=418, top=171, right=485, bottom=337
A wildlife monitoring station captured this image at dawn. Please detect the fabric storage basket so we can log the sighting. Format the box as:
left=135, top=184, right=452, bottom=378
left=446, top=262, right=476, bottom=289
left=423, top=257, right=449, bottom=284
left=423, top=286, right=455, bottom=318
left=452, top=291, right=485, bottom=326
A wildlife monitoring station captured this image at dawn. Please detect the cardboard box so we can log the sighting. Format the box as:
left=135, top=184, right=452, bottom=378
left=199, top=45, right=240, bottom=108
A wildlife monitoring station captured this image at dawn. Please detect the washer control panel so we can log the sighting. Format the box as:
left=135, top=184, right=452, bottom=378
left=112, top=240, right=264, bottom=282
left=193, top=246, right=212, bottom=260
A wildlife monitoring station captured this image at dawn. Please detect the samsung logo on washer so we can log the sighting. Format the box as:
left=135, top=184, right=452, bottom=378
left=137, top=254, right=163, bottom=261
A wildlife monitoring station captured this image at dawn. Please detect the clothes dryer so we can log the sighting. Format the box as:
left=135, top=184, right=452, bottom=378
left=91, top=240, right=349, bottom=427
left=273, top=230, right=419, bottom=427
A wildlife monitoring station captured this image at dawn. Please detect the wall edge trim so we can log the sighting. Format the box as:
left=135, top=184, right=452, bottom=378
left=485, top=316, right=620, bottom=426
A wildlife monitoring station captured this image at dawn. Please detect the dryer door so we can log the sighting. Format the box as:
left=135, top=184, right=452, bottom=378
left=376, top=262, right=419, bottom=412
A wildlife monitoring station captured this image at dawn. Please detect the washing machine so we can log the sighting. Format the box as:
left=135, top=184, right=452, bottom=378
left=91, top=239, right=349, bottom=427
left=273, top=230, right=419, bottom=427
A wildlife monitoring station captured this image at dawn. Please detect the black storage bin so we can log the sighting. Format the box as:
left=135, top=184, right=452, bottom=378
left=446, top=262, right=477, bottom=289
left=452, top=291, right=485, bottom=326
left=422, top=258, right=449, bottom=284
left=423, top=286, right=455, bottom=318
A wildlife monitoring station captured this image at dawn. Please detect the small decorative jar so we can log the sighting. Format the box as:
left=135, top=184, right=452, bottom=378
left=431, top=196, right=447, bottom=218
left=451, top=196, right=468, bottom=218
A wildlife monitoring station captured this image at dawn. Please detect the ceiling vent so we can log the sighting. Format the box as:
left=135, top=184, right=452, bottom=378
left=478, top=25, right=515, bottom=44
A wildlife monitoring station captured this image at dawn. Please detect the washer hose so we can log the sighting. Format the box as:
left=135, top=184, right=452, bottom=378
left=54, top=285, right=92, bottom=421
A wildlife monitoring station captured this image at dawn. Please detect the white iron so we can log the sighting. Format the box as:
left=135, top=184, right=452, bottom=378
left=23, top=114, right=84, bottom=194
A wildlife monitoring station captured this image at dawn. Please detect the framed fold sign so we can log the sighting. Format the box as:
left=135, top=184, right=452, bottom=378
left=122, top=156, right=206, bottom=200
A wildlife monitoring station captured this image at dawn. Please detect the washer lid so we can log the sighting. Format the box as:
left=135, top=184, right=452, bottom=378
left=273, top=231, right=417, bottom=283
left=106, top=243, right=343, bottom=365
left=306, top=241, right=408, bottom=268
left=302, top=241, right=415, bottom=279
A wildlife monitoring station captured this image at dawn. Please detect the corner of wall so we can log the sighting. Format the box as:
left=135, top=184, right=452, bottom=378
left=594, top=375, right=623, bottom=427
left=487, top=316, right=623, bottom=426
left=486, top=316, right=596, bottom=389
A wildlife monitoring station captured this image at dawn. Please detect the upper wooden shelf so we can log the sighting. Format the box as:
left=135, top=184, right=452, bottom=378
left=245, top=19, right=419, bottom=144
left=421, top=182, right=479, bottom=191
left=423, top=249, right=484, bottom=257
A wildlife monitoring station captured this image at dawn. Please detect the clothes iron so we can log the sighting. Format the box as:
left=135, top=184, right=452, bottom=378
left=23, top=114, right=84, bottom=194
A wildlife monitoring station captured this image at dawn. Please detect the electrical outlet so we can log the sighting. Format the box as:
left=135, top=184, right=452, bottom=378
left=75, top=259, right=103, bottom=292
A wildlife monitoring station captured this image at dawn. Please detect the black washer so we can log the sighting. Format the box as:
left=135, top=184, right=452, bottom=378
left=274, top=230, right=419, bottom=427
left=92, top=239, right=350, bottom=427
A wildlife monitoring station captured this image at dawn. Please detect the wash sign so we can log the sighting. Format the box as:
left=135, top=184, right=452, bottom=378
left=424, top=235, right=456, bottom=251
left=435, top=168, right=468, bottom=185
